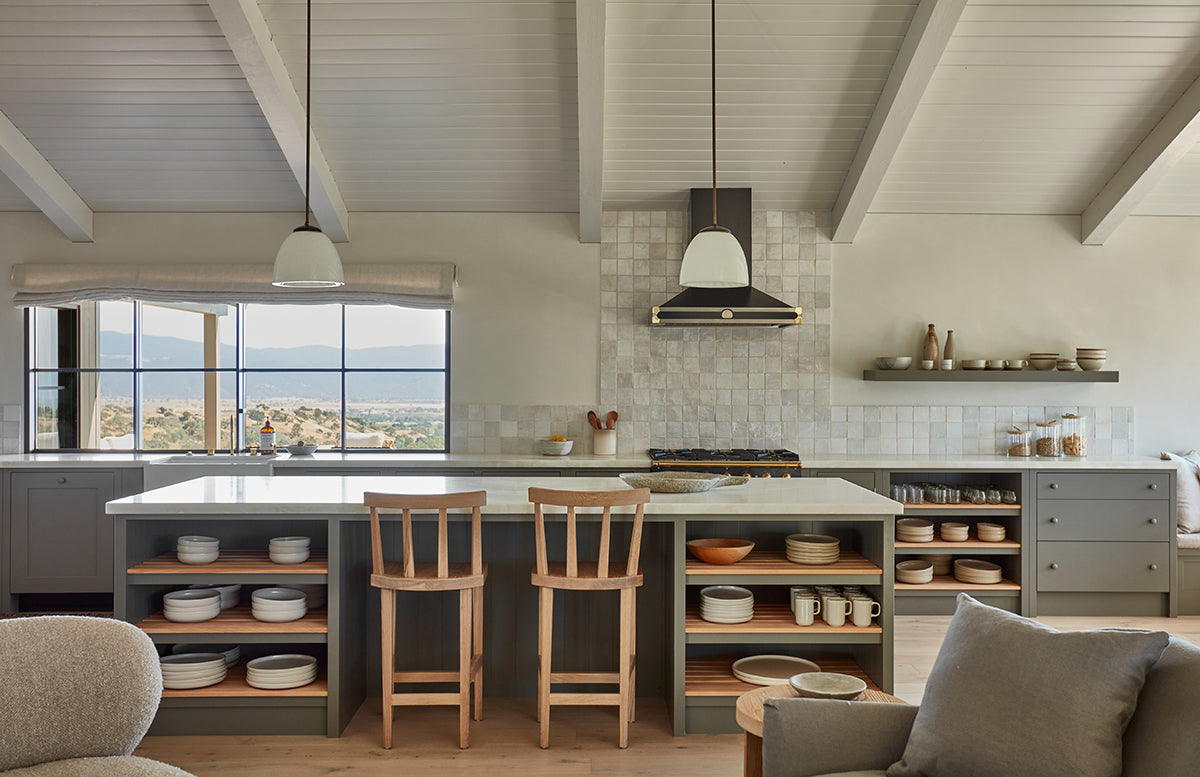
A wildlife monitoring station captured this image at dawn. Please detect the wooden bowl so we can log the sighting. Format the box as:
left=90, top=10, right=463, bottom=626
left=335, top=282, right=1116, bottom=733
left=686, top=538, right=755, bottom=565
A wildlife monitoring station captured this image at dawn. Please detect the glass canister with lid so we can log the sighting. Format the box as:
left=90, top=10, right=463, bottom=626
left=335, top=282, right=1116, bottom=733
left=1006, top=426, right=1033, bottom=457
left=1062, top=413, right=1088, bottom=457
left=1035, top=420, right=1062, bottom=457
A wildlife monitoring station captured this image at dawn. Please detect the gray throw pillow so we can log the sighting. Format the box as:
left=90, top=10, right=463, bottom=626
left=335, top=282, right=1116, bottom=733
left=887, top=594, right=1168, bottom=777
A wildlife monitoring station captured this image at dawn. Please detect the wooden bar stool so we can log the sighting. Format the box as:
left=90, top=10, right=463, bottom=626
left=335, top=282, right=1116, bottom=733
left=529, top=485, right=651, bottom=749
left=366, top=490, right=487, bottom=749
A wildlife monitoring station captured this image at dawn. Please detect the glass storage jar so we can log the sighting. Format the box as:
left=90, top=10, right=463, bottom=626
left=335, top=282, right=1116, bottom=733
left=1006, top=427, right=1033, bottom=457
left=1062, top=413, right=1088, bottom=457
left=1035, top=420, right=1062, bottom=457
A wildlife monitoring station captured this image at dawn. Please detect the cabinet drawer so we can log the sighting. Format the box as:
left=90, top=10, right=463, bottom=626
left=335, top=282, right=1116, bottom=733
left=1037, top=500, right=1171, bottom=542
left=1037, top=542, right=1169, bottom=592
left=1036, top=472, right=1170, bottom=501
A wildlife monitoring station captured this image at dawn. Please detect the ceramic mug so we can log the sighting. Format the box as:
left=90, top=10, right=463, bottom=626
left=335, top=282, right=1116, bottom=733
left=850, top=597, right=881, bottom=627
left=794, top=595, right=820, bottom=626
left=822, top=596, right=853, bottom=627
left=789, top=585, right=813, bottom=612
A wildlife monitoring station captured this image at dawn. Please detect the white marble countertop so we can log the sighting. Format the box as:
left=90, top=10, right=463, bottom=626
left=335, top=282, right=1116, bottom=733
left=106, top=475, right=903, bottom=517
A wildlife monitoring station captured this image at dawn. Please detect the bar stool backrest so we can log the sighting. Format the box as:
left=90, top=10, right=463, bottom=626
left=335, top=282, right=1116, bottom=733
left=364, top=491, right=487, bottom=579
left=528, top=487, right=651, bottom=580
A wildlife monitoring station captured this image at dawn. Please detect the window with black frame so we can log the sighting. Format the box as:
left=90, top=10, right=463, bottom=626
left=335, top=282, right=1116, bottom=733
left=27, top=301, right=448, bottom=452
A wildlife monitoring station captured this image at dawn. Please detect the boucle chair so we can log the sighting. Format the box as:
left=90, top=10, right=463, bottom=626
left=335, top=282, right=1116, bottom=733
left=0, top=615, right=194, bottom=777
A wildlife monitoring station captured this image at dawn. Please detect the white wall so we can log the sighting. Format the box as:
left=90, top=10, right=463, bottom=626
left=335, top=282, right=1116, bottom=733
left=833, top=213, right=1200, bottom=455
left=0, top=211, right=600, bottom=413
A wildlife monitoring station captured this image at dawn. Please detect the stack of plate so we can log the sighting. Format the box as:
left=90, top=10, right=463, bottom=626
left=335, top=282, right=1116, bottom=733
left=896, top=519, right=934, bottom=543
left=162, top=589, right=221, bottom=622
left=918, top=554, right=953, bottom=576
left=187, top=583, right=241, bottom=610
left=939, top=522, right=969, bottom=542
left=176, top=535, right=219, bottom=565
left=251, top=587, right=307, bottom=622
left=895, top=559, right=934, bottom=584
left=172, top=643, right=240, bottom=667
left=161, top=653, right=227, bottom=689
left=977, top=522, right=1007, bottom=542
left=269, top=536, right=311, bottom=564
left=699, top=585, right=754, bottom=624
left=732, top=655, right=819, bottom=686
left=785, top=534, right=840, bottom=565
left=954, top=558, right=1002, bottom=584
left=246, top=654, right=318, bottom=690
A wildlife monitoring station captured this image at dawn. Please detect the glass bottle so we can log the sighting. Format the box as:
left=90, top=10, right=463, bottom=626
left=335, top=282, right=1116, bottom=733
left=260, top=416, right=276, bottom=454
left=1062, top=413, right=1088, bottom=457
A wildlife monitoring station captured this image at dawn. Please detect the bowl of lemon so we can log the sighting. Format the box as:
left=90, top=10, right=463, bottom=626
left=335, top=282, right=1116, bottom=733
left=538, top=436, right=573, bottom=456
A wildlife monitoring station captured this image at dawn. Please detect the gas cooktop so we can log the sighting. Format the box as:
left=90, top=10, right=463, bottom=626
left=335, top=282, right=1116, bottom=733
left=647, top=448, right=801, bottom=465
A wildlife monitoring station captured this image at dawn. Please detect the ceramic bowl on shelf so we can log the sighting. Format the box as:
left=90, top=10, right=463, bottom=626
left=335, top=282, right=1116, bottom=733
left=1029, top=353, right=1058, bottom=370
left=875, top=356, right=912, bottom=370
left=1056, top=359, right=1078, bottom=371
left=1077, top=357, right=1106, bottom=371
left=686, top=538, right=755, bottom=565
left=960, top=359, right=986, bottom=370
left=895, top=559, right=934, bottom=584
left=176, top=535, right=219, bottom=565
left=285, top=443, right=318, bottom=456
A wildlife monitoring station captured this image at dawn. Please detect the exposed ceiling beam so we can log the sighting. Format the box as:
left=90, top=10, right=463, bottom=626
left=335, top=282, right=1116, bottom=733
left=1081, top=73, right=1200, bottom=245
left=0, top=109, right=93, bottom=242
left=207, top=0, right=350, bottom=243
left=576, top=0, right=606, bottom=243
left=830, top=0, right=968, bottom=244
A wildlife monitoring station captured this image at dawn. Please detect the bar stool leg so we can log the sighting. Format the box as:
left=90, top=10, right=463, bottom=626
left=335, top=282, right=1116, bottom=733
left=380, top=588, right=395, bottom=749
left=538, top=586, right=553, bottom=748
left=618, top=587, right=633, bottom=748
left=472, top=585, right=484, bottom=721
left=629, top=592, right=637, bottom=723
left=458, top=588, right=472, bottom=749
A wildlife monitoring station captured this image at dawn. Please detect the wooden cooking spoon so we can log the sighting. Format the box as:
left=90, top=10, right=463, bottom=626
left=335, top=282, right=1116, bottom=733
left=587, top=410, right=602, bottom=430
left=606, top=410, right=618, bottom=429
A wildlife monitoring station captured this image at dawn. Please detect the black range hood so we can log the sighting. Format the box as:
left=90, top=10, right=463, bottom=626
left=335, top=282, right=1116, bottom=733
left=651, top=188, right=802, bottom=327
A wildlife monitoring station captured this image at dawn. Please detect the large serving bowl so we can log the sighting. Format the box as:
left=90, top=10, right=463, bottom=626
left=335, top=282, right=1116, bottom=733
left=285, top=443, right=318, bottom=456
left=538, top=439, right=573, bottom=456
left=875, top=356, right=912, bottom=370
left=686, top=538, right=755, bottom=565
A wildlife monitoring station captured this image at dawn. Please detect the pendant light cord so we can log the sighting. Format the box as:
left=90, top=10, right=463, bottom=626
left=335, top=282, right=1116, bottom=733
left=304, top=0, right=312, bottom=228
left=710, top=0, right=717, bottom=227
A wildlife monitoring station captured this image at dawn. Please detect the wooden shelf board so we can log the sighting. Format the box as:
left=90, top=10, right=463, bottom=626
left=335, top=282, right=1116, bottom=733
left=685, top=655, right=880, bottom=697
left=895, top=538, right=1021, bottom=550
left=900, top=503, right=1020, bottom=512
left=895, top=575, right=1020, bottom=592
left=685, top=603, right=881, bottom=635
left=137, top=605, right=328, bottom=635
left=129, top=549, right=328, bottom=576
left=686, top=549, right=881, bottom=577
left=161, top=664, right=327, bottom=699
left=863, top=369, right=1118, bottom=383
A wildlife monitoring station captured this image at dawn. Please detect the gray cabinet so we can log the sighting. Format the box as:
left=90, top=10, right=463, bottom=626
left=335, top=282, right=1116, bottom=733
left=1037, top=541, right=1169, bottom=592
left=808, top=469, right=878, bottom=492
left=7, top=469, right=142, bottom=595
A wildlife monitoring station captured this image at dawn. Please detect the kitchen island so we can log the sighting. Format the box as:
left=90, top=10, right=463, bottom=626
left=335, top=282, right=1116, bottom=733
left=107, top=475, right=900, bottom=737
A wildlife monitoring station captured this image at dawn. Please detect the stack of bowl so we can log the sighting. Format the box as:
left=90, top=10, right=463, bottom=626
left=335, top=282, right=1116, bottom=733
left=1056, top=358, right=1078, bottom=371
left=176, top=535, right=219, bottom=564
left=954, top=558, right=1002, bottom=584
left=785, top=534, right=840, bottom=564
left=285, top=583, right=326, bottom=609
left=918, top=554, right=953, bottom=575
left=1029, top=353, right=1058, bottom=371
left=187, top=583, right=241, bottom=610
left=895, top=559, right=934, bottom=584
left=977, top=522, right=1006, bottom=542
left=698, top=585, right=754, bottom=623
left=251, top=587, right=307, bottom=622
left=896, top=519, right=934, bottom=542
left=1076, top=347, right=1107, bottom=371
left=172, top=643, right=240, bottom=667
left=162, top=589, right=221, bottom=622
left=246, top=654, right=318, bottom=690
left=269, top=536, right=310, bottom=564
left=939, top=522, right=969, bottom=542
left=160, top=653, right=228, bottom=690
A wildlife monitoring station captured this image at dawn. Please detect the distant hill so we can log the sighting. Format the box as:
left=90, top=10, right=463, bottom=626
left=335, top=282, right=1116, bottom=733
left=97, top=332, right=445, bottom=401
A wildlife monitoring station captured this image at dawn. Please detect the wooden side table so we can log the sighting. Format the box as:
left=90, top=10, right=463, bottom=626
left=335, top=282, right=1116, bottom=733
left=734, top=684, right=909, bottom=777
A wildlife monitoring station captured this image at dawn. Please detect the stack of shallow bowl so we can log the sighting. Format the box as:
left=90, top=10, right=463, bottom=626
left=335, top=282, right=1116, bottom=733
left=977, top=522, right=1007, bottom=542
left=698, top=585, right=754, bottom=623
left=785, top=534, right=840, bottom=565
left=918, top=554, right=953, bottom=576
left=246, top=654, right=318, bottom=690
left=251, top=587, right=307, bottom=622
left=187, top=582, right=241, bottom=610
left=1076, top=347, right=1107, bottom=371
left=162, top=589, right=221, bottom=622
left=268, top=536, right=310, bottom=564
left=939, top=522, right=969, bottom=542
left=176, top=535, right=219, bottom=564
left=160, top=653, right=227, bottom=689
left=172, top=643, right=240, bottom=667
left=896, top=519, right=934, bottom=543
left=954, top=558, right=1002, bottom=584
left=895, top=559, right=934, bottom=584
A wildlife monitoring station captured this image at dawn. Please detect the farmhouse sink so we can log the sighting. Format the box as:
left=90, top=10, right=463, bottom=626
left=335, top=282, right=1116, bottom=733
left=143, top=454, right=275, bottom=490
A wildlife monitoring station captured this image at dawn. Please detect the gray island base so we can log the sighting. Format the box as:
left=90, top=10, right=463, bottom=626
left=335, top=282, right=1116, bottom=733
left=107, top=475, right=900, bottom=738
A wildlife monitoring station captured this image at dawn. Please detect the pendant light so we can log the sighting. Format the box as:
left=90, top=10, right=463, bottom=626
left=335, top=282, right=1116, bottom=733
left=273, top=0, right=344, bottom=288
left=678, top=0, right=748, bottom=289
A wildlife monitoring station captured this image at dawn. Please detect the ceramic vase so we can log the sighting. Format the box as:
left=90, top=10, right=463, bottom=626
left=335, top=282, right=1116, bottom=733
left=923, top=324, right=940, bottom=368
left=944, top=330, right=957, bottom=368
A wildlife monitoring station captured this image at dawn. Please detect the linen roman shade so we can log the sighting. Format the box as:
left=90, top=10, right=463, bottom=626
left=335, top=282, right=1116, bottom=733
left=10, top=262, right=456, bottom=309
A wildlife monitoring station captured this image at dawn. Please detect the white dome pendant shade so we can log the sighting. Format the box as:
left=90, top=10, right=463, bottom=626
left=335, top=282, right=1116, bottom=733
left=273, top=226, right=344, bottom=287
left=679, top=227, right=748, bottom=288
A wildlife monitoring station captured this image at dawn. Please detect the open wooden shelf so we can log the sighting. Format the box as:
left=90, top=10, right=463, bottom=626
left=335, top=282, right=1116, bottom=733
left=686, top=603, right=881, bottom=635
left=128, top=549, right=328, bottom=576
left=685, top=655, right=880, bottom=697
left=895, top=537, right=1021, bottom=551
left=685, top=550, right=881, bottom=577
left=864, top=369, right=1118, bottom=383
left=137, top=605, right=328, bottom=635
left=894, top=575, right=1020, bottom=591
left=899, top=502, right=1020, bottom=513
left=161, top=664, right=327, bottom=699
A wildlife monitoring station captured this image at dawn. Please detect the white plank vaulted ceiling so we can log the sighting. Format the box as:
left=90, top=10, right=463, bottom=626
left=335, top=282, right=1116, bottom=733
left=3, top=0, right=1200, bottom=244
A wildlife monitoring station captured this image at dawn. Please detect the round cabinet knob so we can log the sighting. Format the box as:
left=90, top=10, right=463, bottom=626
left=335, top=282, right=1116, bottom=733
left=1050, top=563, right=1059, bottom=570
left=1148, top=483, right=1159, bottom=491
left=1148, top=518, right=1158, bottom=525
left=1149, top=564, right=1159, bottom=571
left=1049, top=483, right=1059, bottom=489
left=56, top=477, right=66, bottom=484
left=1049, top=517, right=1060, bottom=524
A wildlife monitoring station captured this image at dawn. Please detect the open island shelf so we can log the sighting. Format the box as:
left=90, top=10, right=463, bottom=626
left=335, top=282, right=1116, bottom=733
left=684, top=655, right=880, bottom=697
